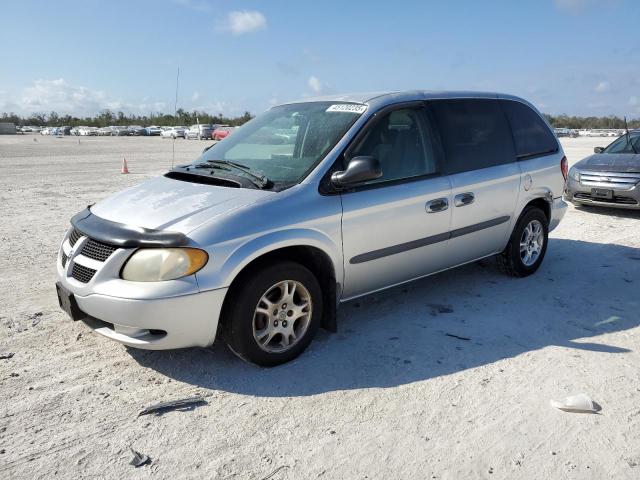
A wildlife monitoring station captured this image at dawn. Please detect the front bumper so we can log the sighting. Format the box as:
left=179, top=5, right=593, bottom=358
left=565, top=175, right=640, bottom=210
left=56, top=229, right=228, bottom=350
left=75, top=288, right=227, bottom=350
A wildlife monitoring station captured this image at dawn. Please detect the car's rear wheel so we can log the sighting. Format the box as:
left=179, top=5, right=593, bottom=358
left=224, top=261, right=322, bottom=366
left=497, top=206, right=549, bottom=277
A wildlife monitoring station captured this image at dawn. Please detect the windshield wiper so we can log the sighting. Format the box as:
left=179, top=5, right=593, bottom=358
left=200, top=160, right=270, bottom=188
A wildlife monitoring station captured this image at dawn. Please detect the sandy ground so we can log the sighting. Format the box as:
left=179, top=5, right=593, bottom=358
left=0, top=135, right=639, bottom=479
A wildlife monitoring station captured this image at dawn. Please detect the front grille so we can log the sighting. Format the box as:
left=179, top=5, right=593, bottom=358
left=574, top=192, right=638, bottom=205
left=69, top=228, right=82, bottom=246
left=61, top=252, right=68, bottom=267
left=580, top=171, right=640, bottom=189
left=72, top=263, right=97, bottom=283
left=81, top=238, right=117, bottom=262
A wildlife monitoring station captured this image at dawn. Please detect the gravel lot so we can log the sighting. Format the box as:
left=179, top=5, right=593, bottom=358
left=1, top=135, right=639, bottom=479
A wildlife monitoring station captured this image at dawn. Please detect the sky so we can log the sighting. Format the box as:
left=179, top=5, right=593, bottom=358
left=1, top=0, right=639, bottom=118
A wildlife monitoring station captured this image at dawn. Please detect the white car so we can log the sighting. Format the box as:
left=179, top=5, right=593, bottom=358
left=161, top=126, right=186, bottom=139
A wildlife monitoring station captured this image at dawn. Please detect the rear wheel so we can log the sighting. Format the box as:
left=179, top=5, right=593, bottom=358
left=497, top=206, right=548, bottom=277
left=224, top=261, right=322, bottom=366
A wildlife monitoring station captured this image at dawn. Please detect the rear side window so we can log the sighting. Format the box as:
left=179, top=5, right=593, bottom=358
left=428, top=99, right=516, bottom=174
left=500, top=100, right=558, bottom=159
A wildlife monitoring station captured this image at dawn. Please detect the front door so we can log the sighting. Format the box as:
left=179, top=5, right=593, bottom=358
left=340, top=105, right=453, bottom=300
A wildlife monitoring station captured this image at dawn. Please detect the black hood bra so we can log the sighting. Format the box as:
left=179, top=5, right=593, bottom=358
left=71, top=207, right=187, bottom=248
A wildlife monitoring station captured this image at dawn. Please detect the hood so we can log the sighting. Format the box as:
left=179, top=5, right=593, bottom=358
left=90, top=175, right=275, bottom=234
left=576, top=153, right=640, bottom=173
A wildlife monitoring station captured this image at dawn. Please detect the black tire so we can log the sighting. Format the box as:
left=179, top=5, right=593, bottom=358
left=223, top=261, right=323, bottom=367
left=497, top=206, right=549, bottom=277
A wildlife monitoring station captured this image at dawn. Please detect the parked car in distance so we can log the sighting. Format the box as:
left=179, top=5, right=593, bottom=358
left=144, top=126, right=162, bottom=136
left=110, top=126, right=129, bottom=136
left=554, top=128, right=571, bottom=137
left=212, top=125, right=236, bottom=141
left=161, top=126, right=186, bottom=139
left=40, top=127, right=51, bottom=135
left=56, top=91, right=567, bottom=366
left=185, top=124, right=215, bottom=140
left=128, top=126, right=146, bottom=136
left=565, top=129, right=640, bottom=209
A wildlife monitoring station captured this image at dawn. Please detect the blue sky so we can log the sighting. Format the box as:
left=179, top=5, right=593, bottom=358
left=1, top=0, right=638, bottom=118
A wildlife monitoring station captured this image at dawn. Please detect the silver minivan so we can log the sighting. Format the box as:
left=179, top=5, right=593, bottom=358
left=56, top=91, right=568, bottom=366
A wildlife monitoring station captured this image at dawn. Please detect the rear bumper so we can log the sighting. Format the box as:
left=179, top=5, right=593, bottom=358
left=74, top=288, right=228, bottom=350
left=549, top=197, right=567, bottom=232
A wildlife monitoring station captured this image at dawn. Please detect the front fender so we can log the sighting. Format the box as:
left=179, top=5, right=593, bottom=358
left=195, top=228, right=343, bottom=293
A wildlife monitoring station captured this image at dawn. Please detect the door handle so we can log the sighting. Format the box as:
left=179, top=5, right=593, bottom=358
left=425, top=198, right=449, bottom=213
left=454, top=192, right=475, bottom=207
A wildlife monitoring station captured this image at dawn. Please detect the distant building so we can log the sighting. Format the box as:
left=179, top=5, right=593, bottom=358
left=0, top=122, right=16, bottom=134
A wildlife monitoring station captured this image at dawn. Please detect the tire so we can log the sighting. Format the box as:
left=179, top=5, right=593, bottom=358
left=223, top=261, right=323, bottom=367
left=497, top=206, right=549, bottom=277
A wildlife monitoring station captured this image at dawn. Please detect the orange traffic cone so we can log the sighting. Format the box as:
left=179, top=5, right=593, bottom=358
left=121, top=157, right=129, bottom=174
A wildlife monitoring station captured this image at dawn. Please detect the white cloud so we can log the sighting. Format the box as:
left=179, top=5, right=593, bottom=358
left=308, top=76, right=323, bottom=94
left=0, top=78, right=169, bottom=116
left=594, top=81, right=610, bottom=93
left=226, top=10, right=267, bottom=35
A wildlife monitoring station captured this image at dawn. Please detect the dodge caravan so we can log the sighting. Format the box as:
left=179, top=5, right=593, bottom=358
left=56, top=91, right=568, bottom=366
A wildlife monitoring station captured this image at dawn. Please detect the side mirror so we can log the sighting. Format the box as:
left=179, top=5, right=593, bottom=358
left=331, top=156, right=382, bottom=187
left=594, top=146, right=605, bottom=154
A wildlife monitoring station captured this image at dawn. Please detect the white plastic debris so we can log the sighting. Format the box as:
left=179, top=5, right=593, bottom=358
left=550, top=393, right=599, bottom=413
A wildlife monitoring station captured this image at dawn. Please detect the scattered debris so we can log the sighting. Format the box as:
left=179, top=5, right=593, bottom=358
left=9, top=372, right=19, bottom=377
left=429, top=304, right=454, bottom=316
left=138, top=395, right=207, bottom=416
left=260, top=465, right=290, bottom=480
left=445, top=333, right=471, bottom=341
left=76, top=333, right=83, bottom=341
left=30, top=312, right=43, bottom=326
left=550, top=393, right=601, bottom=414
left=0, top=352, right=14, bottom=360
left=129, top=447, right=151, bottom=468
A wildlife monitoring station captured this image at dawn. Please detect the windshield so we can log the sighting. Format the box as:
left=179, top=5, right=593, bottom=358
left=603, top=132, right=640, bottom=154
left=196, top=102, right=366, bottom=186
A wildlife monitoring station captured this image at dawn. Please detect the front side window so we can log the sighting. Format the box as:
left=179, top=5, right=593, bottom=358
left=198, top=102, right=364, bottom=187
left=500, top=100, right=558, bottom=158
left=428, top=99, right=516, bottom=174
left=348, top=107, right=438, bottom=184
left=603, top=132, right=640, bottom=154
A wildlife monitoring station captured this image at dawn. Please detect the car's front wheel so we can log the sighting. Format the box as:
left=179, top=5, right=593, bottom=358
left=497, top=206, right=549, bottom=277
left=224, top=261, right=322, bottom=366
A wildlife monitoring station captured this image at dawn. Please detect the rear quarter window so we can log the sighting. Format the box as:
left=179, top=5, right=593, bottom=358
left=428, top=99, right=516, bottom=174
left=500, top=100, right=558, bottom=159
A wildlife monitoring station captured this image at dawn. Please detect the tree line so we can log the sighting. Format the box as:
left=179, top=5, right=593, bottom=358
left=0, top=109, right=253, bottom=128
left=543, top=114, right=639, bottom=130
left=1, top=109, right=639, bottom=130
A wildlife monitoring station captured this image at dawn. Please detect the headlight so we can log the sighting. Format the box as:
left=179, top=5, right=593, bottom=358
left=121, top=248, right=208, bottom=282
left=568, top=167, right=580, bottom=181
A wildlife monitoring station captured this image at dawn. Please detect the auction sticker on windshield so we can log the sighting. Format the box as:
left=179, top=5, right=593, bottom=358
left=326, top=104, right=368, bottom=114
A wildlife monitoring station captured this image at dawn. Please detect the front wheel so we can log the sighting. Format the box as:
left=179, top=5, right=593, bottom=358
left=497, top=206, right=549, bottom=277
left=224, top=261, right=322, bottom=366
